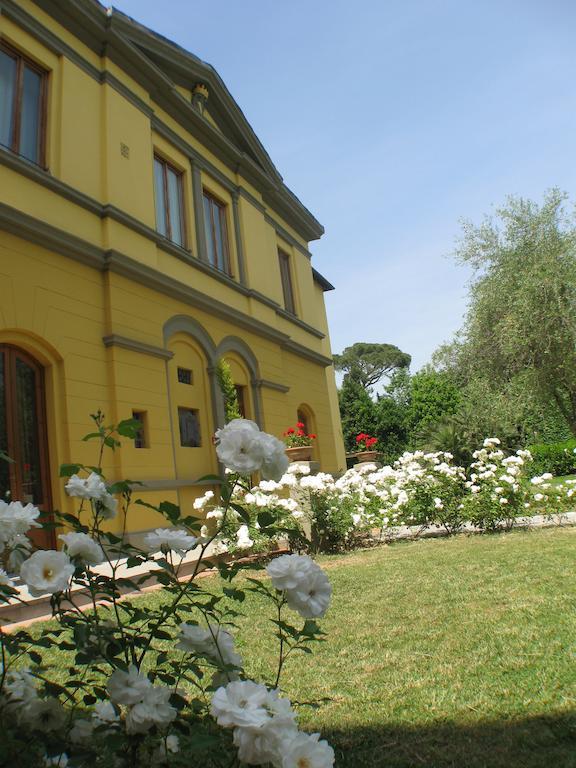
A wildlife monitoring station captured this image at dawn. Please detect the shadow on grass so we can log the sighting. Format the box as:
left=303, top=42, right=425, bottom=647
left=324, top=712, right=576, bottom=768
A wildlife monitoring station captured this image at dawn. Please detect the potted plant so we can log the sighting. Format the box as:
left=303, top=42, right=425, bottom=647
left=355, top=433, right=380, bottom=463
left=283, top=422, right=316, bottom=461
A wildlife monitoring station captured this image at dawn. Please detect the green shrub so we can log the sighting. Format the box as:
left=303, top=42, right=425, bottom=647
left=216, top=359, right=242, bottom=423
left=528, top=439, right=576, bottom=477
left=310, top=493, right=356, bottom=553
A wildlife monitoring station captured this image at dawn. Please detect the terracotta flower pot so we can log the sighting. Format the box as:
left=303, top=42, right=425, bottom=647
left=285, top=445, right=313, bottom=462
left=355, top=450, right=380, bottom=464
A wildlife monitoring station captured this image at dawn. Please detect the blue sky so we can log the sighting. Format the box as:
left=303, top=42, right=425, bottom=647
left=114, top=0, right=576, bottom=371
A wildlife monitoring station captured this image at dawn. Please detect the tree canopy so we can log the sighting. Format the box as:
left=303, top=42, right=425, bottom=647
left=452, top=189, right=576, bottom=437
left=333, top=342, right=411, bottom=392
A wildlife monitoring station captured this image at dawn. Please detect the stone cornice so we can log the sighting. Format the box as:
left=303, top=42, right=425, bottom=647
left=0, top=202, right=333, bottom=367
left=20, top=0, right=324, bottom=242
left=312, top=268, right=335, bottom=292
left=0, top=147, right=325, bottom=339
left=255, top=379, right=290, bottom=394
left=102, top=334, right=174, bottom=360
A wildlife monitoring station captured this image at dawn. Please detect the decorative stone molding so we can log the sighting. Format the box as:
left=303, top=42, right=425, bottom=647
left=102, top=334, right=173, bottom=360
left=192, top=82, right=209, bottom=115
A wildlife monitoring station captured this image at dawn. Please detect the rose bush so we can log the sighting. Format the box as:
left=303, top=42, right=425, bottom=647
left=237, top=439, right=576, bottom=552
left=0, top=414, right=333, bottom=768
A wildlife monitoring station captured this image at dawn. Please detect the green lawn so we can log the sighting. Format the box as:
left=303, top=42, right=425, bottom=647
left=32, top=527, right=576, bottom=767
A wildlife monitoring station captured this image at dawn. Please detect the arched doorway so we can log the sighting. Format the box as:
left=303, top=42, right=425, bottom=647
left=0, top=345, right=54, bottom=549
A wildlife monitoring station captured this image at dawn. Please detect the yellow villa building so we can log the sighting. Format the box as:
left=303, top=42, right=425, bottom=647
left=0, top=0, right=345, bottom=547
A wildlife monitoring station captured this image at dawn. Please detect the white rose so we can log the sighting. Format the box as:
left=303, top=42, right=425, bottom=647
left=233, top=701, right=297, bottom=765
left=215, top=419, right=266, bottom=474
left=0, top=501, right=41, bottom=539
left=2, top=668, right=38, bottom=708
left=144, top=528, right=198, bottom=555
left=65, top=472, right=107, bottom=500
left=107, top=665, right=151, bottom=706
left=259, top=433, right=290, bottom=482
left=266, top=554, right=315, bottom=591
left=59, top=532, right=104, bottom=565
left=99, top=492, right=118, bottom=520
left=125, top=686, right=176, bottom=734
left=285, top=563, right=332, bottom=619
left=193, top=490, right=214, bottom=509
left=233, top=720, right=289, bottom=766
left=92, top=700, right=119, bottom=724
left=211, top=680, right=277, bottom=729
left=24, top=698, right=67, bottom=731
left=280, top=731, right=335, bottom=768
left=20, top=551, right=75, bottom=597
left=236, top=524, right=254, bottom=550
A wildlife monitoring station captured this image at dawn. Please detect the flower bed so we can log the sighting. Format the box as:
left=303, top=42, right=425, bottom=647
left=0, top=416, right=335, bottom=768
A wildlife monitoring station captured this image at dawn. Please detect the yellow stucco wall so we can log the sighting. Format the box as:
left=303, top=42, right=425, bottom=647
left=0, top=1, right=346, bottom=539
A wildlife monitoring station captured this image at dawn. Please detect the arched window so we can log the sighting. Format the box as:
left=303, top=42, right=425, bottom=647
left=297, top=408, right=309, bottom=434
left=0, top=345, right=54, bottom=548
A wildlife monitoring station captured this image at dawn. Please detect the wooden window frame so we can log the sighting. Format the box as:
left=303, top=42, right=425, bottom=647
left=154, top=154, right=187, bottom=247
left=203, top=188, right=232, bottom=275
left=0, top=41, right=48, bottom=168
left=0, top=344, right=54, bottom=548
left=278, top=249, right=296, bottom=315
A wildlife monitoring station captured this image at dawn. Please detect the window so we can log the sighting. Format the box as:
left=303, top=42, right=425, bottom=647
left=278, top=249, right=296, bottom=315
left=235, top=385, right=246, bottom=418
left=177, top=367, right=193, bottom=385
left=178, top=407, right=201, bottom=447
left=203, top=190, right=230, bottom=273
left=131, top=410, right=148, bottom=449
left=154, top=155, right=185, bottom=247
left=0, top=44, right=47, bottom=165
left=0, top=345, right=53, bottom=549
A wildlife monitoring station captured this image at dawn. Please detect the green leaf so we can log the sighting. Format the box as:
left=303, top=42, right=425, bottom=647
left=196, top=474, right=224, bottom=484
left=59, top=463, right=83, bottom=477
left=257, top=510, right=276, bottom=528
left=230, top=503, right=251, bottom=524
left=223, top=587, right=245, bottom=602
left=81, top=432, right=102, bottom=442
left=117, top=418, right=143, bottom=439
left=159, top=501, right=181, bottom=522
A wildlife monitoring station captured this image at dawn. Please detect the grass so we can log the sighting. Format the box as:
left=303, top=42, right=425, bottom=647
left=31, top=527, right=576, bottom=767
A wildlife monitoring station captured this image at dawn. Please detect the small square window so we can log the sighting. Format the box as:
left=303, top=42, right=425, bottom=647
left=132, top=410, right=148, bottom=449
left=178, top=407, right=201, bottom=447
left=177, top=367, right=193, bottom=385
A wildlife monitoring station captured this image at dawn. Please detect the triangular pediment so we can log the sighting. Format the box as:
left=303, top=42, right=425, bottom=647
left=115, top=24, right=281, bottom=181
